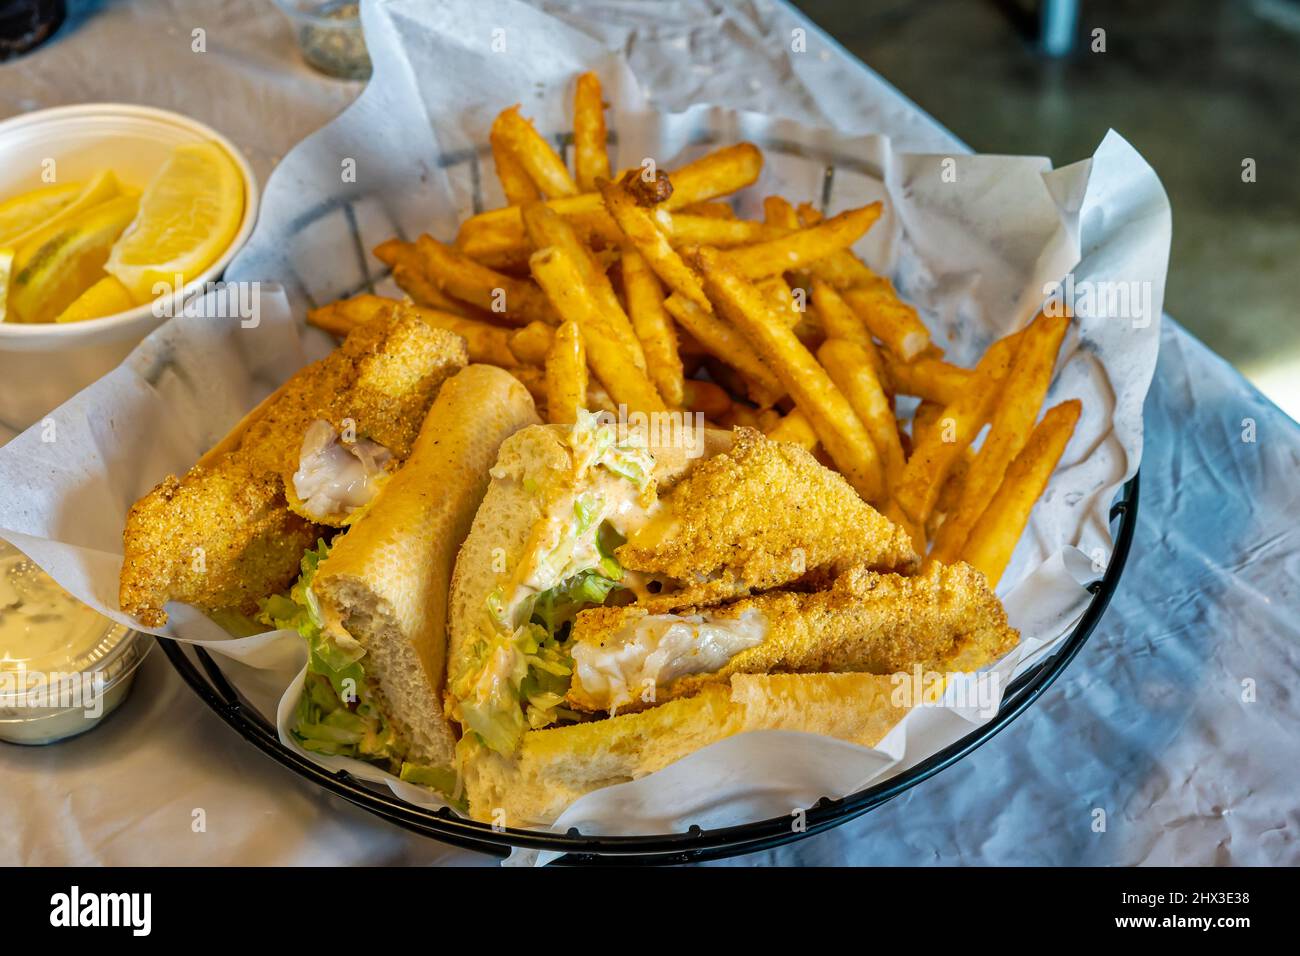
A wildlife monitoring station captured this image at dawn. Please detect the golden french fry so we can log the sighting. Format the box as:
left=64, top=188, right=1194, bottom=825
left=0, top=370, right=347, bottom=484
left=586, top=380, right=618, bottom=414
left=795, top=203, right=880, bottom=289
left=766, top=407, right=819, bottom=452
left=884, top=499, right=926, bottom=555
left=530, top=245, right=666, bottom=415
left=756, top=408, right=783, bottom=433
left=455, top=143, right=760, bottom=259
left=680, top=201, right=736, bottom=219
left=305, top=302, right=357, bottom=338
left=662, top=293, right=784, bottom=406
left=573, top=72, right=611, bottom=192
left=910, top=399, right=945, bottom=451
left=456, top=193, right=617, bottom=267
left=510, top=364, right=548, bottom=406
left=661, top=143, right=763, bottom=210
left=491, top=105, right=578, bottom=198
left=490, top=115, right=541, bottom=206
left=762, top=195, right=801, bottom=229
left=935, top=445, right=973, bottom=508
left=544, top=320, right=588, bottom=424
left=928, top=310, right=1070, bottom=564
left=373, top=238, right=472, bottom=314
left=843, top=279, right=931, bottom=361
left=693, top=246, right=884, bottom=502
left=818, top=338, right=905, bottom=490
left=681, top=378, right=732, bottom=418
left=520, top=201, right=647, bottom=370
left=892, top=331, right=1023, bottom=523
left=306, top=294, right=398, bottom=338
left=723, top=403, right=762, bottom=430
left=414, top=234, right=558, bottom=327
left=811, top=277, right=882, bottom=371
left=506, top=321, right=555, bottom=365
left=621, top=248, right=686, bottom=408
left=308, top=294, right=534, bottom=368
left=391, top=263, right=470, bottom=314
left=883, top=354, right=973, bottom=405
left=960, top=399, right=1082, bottom=586
left=727, top=203, right=882, bottom=279
left=659, top=212, right=785, bottom=248
left=757, top=276, right=800, bottom=328
left=599, top=178, right=711, bottom=312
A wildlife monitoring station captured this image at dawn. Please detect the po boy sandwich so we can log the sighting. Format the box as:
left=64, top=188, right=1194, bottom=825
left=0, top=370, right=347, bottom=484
left=445, top=418, right=943, bottom=755
left=120, top=306, right=468, bottom=626
left=446, top=415, right=1018, bottom=823
left=262, top=364, right=539, bottom=785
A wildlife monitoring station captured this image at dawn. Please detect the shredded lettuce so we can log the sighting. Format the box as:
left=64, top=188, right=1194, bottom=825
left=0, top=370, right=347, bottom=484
left=453, top=411, right=654, bottom=756
left=399, top=762, right=466, bottom=810
left=569, top=409, right=655, bottom=490
left=455, top=547, right=624, bottom=753
left=531, top=568, right=621, bottom=636
left=259, top=540, right=403, bottom=767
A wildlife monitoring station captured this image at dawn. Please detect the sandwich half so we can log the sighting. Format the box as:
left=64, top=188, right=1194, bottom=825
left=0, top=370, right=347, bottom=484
left=444, top=417, right=923, bottom=756
left=120, top=306, right=468, bottom=626
left=264, top=365, right=539, bottom=783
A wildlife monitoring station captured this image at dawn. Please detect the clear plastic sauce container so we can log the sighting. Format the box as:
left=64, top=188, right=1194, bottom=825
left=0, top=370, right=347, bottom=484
left=0, top=539, right=150, bottom=745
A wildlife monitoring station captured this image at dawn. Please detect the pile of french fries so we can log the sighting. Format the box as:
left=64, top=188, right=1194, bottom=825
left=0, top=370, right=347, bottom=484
left=308, top=72, right=1081, bottom=589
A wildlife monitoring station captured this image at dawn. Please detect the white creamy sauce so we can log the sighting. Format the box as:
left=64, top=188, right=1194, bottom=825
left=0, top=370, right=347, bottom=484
left=0, top=545, right=111, bottom=672
left=502, top=448, right=658, bottom=631
left=573, top=609, right=767, bottom=713
left=292, top=419, right=392, bottom=521
left=0, top=540, right=145, bottom=744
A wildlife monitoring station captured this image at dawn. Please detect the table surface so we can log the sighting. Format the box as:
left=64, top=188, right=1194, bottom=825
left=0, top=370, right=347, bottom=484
left=2, top=0, right=1296, bottom=867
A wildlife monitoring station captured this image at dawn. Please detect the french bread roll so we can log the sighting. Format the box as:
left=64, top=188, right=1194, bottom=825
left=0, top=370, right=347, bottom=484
left=313, top=364, right=539, bottom=769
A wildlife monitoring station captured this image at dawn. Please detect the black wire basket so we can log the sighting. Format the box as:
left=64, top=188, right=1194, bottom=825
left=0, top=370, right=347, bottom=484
left=162, top=474, right=1139, bottom=864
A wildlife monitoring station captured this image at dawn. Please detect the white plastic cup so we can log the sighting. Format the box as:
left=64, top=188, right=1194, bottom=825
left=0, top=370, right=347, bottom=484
left=0, top=104, right=259, bottom=432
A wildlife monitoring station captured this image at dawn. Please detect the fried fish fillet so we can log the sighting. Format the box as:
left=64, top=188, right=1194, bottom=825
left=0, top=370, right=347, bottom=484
left=566, top=561, right=1018, bottom=713
left=617, top=427, right=918, bottom=606
left=119, top=309, right=468, bottom=627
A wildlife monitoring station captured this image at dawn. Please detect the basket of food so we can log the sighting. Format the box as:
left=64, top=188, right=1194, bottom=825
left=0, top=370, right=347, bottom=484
left=0, top=0, right=1166, bottom=864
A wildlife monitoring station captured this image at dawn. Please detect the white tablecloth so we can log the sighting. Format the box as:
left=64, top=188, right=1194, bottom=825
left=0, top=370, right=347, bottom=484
left=1, top=0, right=1295, bottom=866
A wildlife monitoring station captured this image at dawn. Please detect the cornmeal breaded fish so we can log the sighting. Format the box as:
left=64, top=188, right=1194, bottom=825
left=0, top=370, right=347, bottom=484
left=119, top=308, right=468, bottom=627
left=566, top=561, right=1018, bottom=713
left=616, top=427, right=918, bottom=605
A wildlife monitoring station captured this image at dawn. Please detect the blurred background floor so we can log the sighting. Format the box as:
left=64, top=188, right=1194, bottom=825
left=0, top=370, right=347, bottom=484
left=792, top=0, right=1300, bottom=421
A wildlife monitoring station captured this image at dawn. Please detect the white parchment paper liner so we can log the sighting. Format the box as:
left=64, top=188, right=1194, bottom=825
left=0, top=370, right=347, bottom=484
left=0, top=0, right=1168, bottom=861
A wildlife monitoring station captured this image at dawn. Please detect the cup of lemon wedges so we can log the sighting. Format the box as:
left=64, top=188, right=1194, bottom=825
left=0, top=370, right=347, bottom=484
left=0, top=141, right=245, bottom=325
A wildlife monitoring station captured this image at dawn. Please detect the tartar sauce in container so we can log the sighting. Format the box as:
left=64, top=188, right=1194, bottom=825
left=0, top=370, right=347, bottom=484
left=0, top=539, right=150, bottom=744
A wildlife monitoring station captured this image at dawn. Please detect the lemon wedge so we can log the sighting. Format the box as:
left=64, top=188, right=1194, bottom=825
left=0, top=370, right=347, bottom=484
left=54, top=274, right=138, bottom=323
left=0, top=247, right=13, bottom=323
left=7, top=194, right=140, bottom=324
left=2, top=171, right=124, bottom=252
left=0, top=181, right=85, bottom=247
left=106, top=143, right=244, bottom=302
